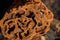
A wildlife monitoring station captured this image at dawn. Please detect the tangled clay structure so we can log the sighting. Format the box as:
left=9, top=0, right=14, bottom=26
left=0, top=0, right=54, bottom=40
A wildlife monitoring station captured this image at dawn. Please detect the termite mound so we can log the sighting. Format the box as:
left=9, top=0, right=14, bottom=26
left=0, top=0, right=54, bottom=40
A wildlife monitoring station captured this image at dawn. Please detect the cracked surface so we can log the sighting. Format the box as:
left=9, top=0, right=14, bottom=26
left=0, top=0, right=53, bottom=40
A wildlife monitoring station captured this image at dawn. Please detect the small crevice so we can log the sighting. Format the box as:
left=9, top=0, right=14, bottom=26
left=24, top=30, right=29, bottom=37
left=8, top=21, right=13, bottom=25
left=38, top=22, right=42, bottom=26
left=26, top=21, right=31, bottom=27
left=32, top=18, right=37, bottom=29
left=17, top=23, right=24, bottom=33
left=15, top=13, right=22, bottom=18
left=14, top=33, right=17, bottom=39
left=8, top=25, right=15, bottom=34
left=40, top=10, right=45, bottom=14
left=19, top=32, right=23, bottom=39
left=3, top=19, right=9, bottom=24
left=26, top=11, right=34, bottom=18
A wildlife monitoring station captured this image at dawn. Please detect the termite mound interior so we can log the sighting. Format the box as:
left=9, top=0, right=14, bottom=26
left=0, top=0, right=54, bottom=40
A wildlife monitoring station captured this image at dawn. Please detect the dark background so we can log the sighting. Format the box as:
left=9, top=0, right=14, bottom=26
left=0, top=0, right=13, bottom=20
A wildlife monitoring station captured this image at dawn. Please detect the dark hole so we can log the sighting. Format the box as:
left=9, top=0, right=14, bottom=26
left=15, top=13, right=22, bottom=18
left=24, top=30, right=29, bottom=37
left=18, top=20, right=26, bottom=28
left=26, top=11, right=37, bottom=29
left=40, top=10, right=45, bottom=14
left=19, top=32, right=23, bottom=39
left=46, top=22, right=48, bottom=25
left=24, top=20, right=27, bottom=22
left=32, top=18, right=37, bottom=29
left=15, top=11, right=25, bottom=18
left=8, top=25, right=15, bottom=34
left=25, top=8, right=27, bottom=10
left=18, top=19, right=25, bottom=26
left=32, top=17, right=37, bottom=29
left=18, top=26, right=24, bottom=32
left=3, top=19, right=9, bottom=24
left=18, top=25, right=21, bottom=29
left=17, top=24, right=24, bottom=33
left=38, top=22, right=42, bottom=26
left=26, top=11, right=34, bottom=18
left=8, top=21, right=13, bottom=25
left=21, top=29, right=24, bottom=33
left=26, top=21, right=31, bottom=27
left=18, top=20, right=22, bottom=23
left=22, top=23, right=25, bottom=25
left=48, top=11, right=50, bottom=13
